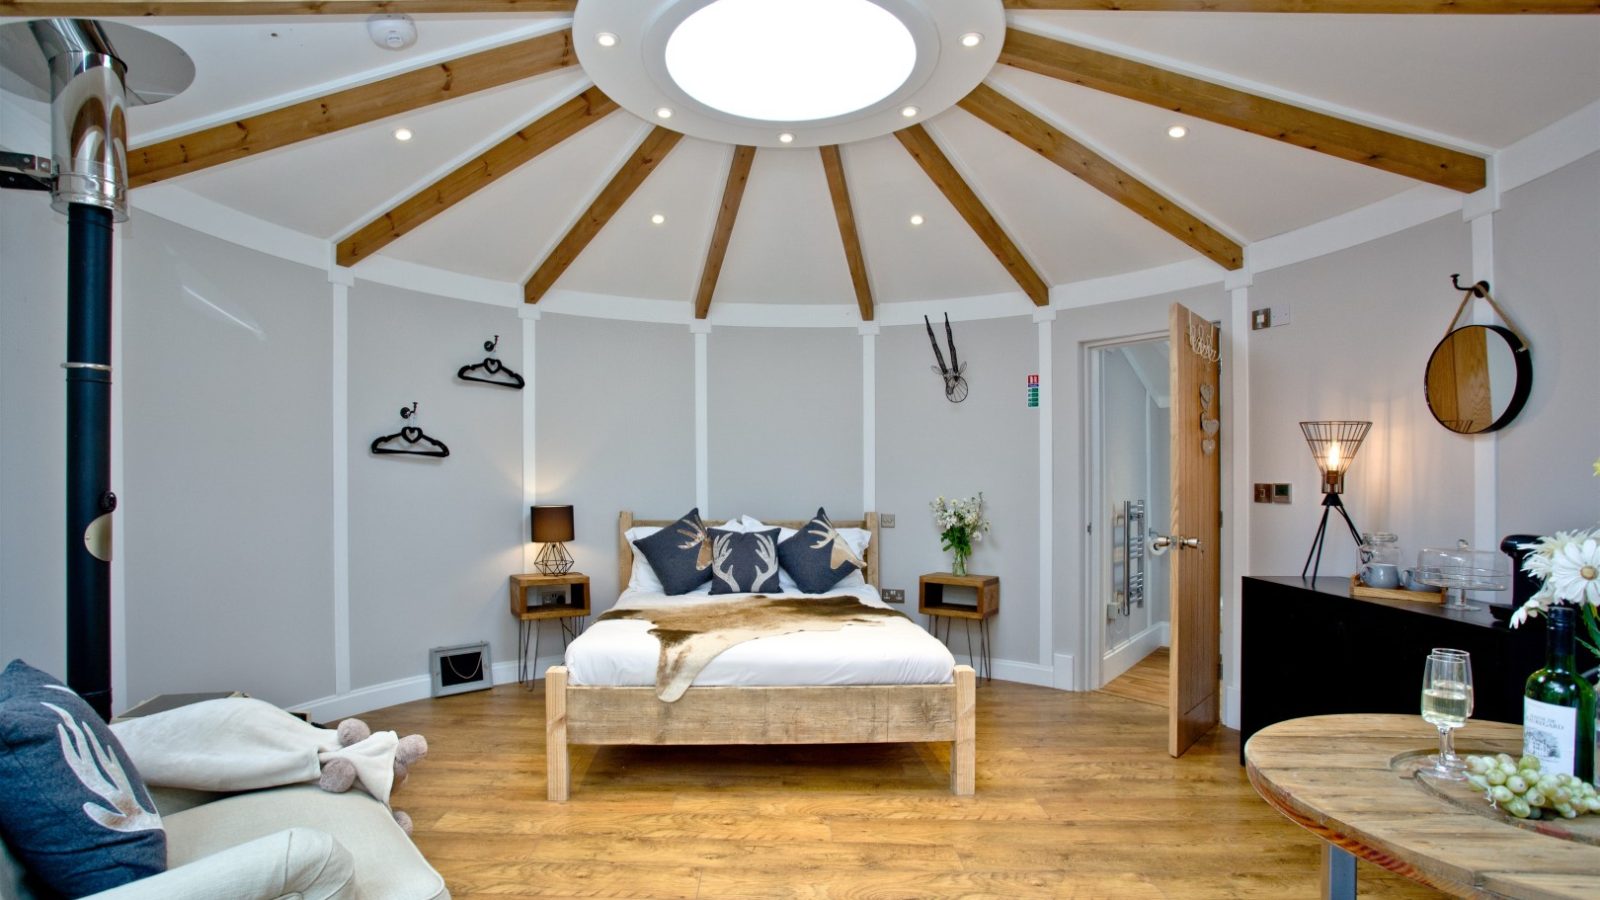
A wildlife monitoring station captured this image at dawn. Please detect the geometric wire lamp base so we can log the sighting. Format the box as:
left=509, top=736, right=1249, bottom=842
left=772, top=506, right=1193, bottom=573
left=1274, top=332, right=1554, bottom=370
left=1302, top=491, right=1363, bottom=582
left=535, top=541, right=573, bottom=575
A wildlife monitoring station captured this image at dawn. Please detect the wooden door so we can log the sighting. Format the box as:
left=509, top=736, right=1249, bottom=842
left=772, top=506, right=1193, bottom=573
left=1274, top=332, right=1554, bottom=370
left=1168, top=303, right=1222, bottom=758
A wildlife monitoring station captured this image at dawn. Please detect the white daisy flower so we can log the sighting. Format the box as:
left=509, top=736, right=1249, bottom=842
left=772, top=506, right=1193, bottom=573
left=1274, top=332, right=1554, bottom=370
left=1548, top=537, right=1600, bottom=607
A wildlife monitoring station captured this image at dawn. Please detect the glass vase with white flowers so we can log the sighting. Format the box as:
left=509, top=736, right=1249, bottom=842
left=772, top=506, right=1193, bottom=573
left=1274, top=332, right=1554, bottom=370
left=930, top=493, right=990, bottom=576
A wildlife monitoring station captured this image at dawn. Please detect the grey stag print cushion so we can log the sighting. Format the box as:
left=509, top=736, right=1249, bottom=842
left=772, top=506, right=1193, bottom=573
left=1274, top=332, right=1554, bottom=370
left=777, top=508, right=865, bottom=594
left=708, top=528, right=783, bottom=595
left=632, top=508, right=714, bottom=595
left=0, top=659, right=166, bottom=896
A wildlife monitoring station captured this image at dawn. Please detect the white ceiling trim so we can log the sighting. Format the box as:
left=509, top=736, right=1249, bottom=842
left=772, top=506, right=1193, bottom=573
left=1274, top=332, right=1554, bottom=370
left=1004, top=19, right=1495, bottom=158
left=512, top=116, right=655, bottom=287
left=980, top=74, right=1248, bottom=247
left=1497, top=98, right=1600, bottom=194
left=125, top=106, right=1596, bottom=326
left=128, top=18, right=573, bottom=145
left=331, top=74, right=596, bottom=245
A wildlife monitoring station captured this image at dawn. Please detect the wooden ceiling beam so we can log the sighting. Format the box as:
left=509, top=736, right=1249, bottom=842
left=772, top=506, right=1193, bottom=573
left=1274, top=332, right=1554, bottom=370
left=999, top=28, right=1487, bottom=192
left=337, top=86, right=616, bottom=268
left=129, top=29, right=576, bottom=187
left=524, top=126, right=683, bottom=304
left=960, top=83, right=1243, bottom=270
left=0, top=1, right=577, bottom=13
left=819, top=145, right=876, bottom=322
left=894, top=124, right=1050, bottom=307
left=1001, top=1, right=1597, bottom=12
left=692, top=145, right=757, bottom=320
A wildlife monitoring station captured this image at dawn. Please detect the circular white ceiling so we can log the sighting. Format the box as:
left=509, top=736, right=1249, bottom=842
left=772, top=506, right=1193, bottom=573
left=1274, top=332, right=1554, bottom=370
left=574, top=0, right=1004, bottom=148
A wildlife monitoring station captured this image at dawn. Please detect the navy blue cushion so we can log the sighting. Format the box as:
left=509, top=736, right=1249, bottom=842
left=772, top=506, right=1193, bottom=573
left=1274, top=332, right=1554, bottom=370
left=632, top=509, right=715, bottom=595
left=778, top=508, right=865, bottom=594
left=0, top=660, right=166, bottom=896
left=708, top=528, right=783, bottom=595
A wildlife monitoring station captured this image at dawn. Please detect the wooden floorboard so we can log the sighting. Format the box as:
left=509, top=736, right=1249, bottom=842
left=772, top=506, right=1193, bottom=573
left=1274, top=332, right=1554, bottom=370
left=1098, top=647, right=1170, bottom=708
left=365, top=678, right=1443, bottom=899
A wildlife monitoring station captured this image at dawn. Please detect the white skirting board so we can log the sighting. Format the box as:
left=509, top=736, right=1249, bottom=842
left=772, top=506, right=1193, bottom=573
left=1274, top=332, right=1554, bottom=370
left=293, top=655, right=562, bottom=723
left=1098, top=622, right=1169, bottom=689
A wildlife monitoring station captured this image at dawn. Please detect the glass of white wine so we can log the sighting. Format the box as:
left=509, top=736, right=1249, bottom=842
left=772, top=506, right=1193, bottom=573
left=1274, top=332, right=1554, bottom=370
left=1421, top=648, right=1474, bottom=779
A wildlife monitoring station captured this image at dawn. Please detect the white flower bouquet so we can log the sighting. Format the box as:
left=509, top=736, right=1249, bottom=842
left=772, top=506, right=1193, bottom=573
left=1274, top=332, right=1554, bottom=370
left=1512, top=527, right=1600, bottom=656
left=930, top=493, right=990, bottom=574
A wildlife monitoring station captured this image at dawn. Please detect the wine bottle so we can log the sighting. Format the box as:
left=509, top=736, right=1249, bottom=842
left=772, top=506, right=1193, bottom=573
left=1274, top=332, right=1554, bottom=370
left=1523, top=605, right=1597, bottom=782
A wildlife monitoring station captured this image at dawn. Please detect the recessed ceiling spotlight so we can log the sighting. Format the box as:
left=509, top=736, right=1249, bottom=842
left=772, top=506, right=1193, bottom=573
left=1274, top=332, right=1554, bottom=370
left=1167, top=124, right=1188, bottom=139
left=778, top=132, right=795, bottom=144
left=655, top=106, right=674, bottom=119
left=901, top=105, right=919, bottom=118
left=393, top=127, right=413, bottom=142
left=960, top=32, right=983, bottom=48
left=650, top=213, right=666, bottom=225
left=595, top=31, right=618, bottom=47
left=909, top=214, right=925, bottom=226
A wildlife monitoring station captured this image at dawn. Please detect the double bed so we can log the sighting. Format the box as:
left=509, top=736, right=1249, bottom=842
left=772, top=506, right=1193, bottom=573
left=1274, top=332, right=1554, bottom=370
left=544, top=510, right=976, bottom=800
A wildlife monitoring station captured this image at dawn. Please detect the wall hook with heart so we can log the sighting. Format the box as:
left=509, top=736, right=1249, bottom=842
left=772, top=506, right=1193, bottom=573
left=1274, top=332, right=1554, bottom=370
left=458, top=335, right=525, bottom=390
left=372, top=402, right=449, bottom=458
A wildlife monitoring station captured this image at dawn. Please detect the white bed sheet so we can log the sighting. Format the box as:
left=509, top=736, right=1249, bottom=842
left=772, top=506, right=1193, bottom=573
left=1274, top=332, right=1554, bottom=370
left=565, top=584, right=955, bottom=688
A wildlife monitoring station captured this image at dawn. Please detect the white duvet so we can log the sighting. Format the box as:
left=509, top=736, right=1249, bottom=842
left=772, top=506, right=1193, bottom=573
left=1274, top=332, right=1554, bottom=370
left=564, top=584, right=955, bottom=688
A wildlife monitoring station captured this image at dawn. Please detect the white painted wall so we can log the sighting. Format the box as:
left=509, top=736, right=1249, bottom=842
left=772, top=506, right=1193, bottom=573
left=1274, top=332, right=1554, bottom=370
left=346, top=281, right=523, bottom=689
left=708, top=328, right=862, bottom=520
left=120, top=213, right=335, bottom=707
left=0, top=190, right=68, bottom=677
left=534, top=313, right=695, bottom=616
left=1493, top=152, right=1600, bottom=534
left=1248, top=214, right=1476, bottom=578
left=877, top=316, right=1042, bottom=675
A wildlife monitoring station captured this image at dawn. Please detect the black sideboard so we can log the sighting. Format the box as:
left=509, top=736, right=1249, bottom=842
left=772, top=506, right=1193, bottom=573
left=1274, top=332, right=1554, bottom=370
left=1239, top=576, right=1591, bottom=764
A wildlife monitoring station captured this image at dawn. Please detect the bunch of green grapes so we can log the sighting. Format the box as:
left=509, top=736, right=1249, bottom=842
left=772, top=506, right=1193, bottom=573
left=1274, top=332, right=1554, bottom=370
left=1464, top=754, right=1600, bottom=820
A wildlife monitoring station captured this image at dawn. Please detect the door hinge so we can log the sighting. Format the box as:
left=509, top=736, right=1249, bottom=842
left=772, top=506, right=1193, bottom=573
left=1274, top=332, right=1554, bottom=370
left=1219, top=510, right=1224, bottom=527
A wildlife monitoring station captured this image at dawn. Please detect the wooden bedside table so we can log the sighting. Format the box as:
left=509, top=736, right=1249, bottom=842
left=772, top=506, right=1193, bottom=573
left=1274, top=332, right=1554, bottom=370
left=510, top=572, right=590, bottom=685
left=919, top=572, right=999, bottom=681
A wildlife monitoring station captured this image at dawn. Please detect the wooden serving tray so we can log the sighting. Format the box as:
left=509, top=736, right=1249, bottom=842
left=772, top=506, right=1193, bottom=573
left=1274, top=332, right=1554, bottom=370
left=1349, top=573, right=1443, bottom=603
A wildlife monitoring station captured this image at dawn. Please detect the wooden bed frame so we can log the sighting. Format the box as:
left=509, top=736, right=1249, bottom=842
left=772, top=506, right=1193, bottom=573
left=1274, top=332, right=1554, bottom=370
left=544, top=510, right=976, bottom=801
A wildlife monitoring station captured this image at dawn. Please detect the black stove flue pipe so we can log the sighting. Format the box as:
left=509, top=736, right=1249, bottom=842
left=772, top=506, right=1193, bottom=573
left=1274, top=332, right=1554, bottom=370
left=65, top=201, right=115, bottom=721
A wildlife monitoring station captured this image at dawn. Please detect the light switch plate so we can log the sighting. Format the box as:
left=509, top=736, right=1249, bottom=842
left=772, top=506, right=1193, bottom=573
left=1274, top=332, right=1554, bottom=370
left=1272, top=483, right=1293, bottom=504
left=882, top=588, right=905, bottom=604
left=880, top=514, right=896, bottom=528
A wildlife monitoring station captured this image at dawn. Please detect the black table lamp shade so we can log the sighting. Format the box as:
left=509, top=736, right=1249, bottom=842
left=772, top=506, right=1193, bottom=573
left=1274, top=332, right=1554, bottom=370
left=532, top=505, right=575, bottom=543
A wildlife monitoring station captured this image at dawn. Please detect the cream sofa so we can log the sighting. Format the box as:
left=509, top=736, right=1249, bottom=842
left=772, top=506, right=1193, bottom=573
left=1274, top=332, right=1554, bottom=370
left=0, top=783, right=448, bottom=900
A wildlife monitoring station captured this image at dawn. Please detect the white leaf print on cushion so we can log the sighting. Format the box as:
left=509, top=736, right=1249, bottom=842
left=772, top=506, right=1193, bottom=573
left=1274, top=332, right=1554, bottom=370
left=44, top=702, right=162, bottom=834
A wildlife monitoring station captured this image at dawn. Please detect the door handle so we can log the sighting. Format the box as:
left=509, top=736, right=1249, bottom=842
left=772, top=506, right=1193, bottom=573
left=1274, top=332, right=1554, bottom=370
left=1150, top=534, right=1201, bottom=555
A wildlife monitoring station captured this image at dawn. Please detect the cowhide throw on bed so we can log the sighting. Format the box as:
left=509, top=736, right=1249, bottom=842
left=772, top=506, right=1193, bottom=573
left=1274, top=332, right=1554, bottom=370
left=597, top=595, right=906, bottom=701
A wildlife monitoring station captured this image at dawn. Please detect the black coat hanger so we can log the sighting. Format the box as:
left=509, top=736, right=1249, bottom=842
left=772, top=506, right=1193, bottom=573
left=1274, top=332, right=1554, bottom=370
left=457, top=335, right=524, bottom=389
left=371, top=403, right=450, bottom=458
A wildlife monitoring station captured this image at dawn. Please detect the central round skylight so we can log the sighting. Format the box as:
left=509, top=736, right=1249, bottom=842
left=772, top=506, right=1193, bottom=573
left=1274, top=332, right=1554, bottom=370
left=664, top=0, right=917, bottom=122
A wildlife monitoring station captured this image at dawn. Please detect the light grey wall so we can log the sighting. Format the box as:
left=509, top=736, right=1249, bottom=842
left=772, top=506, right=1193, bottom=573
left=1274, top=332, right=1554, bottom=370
left=1248, top=215, right=1475, bottom=578
left=0, top=191, right=67, bottom=676
left=347, top=283, right=522, bottom=687
left=535, top=314, right=694, bottom=615
left=1051, top=286, right=1228, bottom=663
left=1494, top=151, right=1600, bottom=534
left=120, top=213, right=334, bottom=706
left=877, top=316, right=1040, bottom=668
left=709, top=328, right=861, bottom=520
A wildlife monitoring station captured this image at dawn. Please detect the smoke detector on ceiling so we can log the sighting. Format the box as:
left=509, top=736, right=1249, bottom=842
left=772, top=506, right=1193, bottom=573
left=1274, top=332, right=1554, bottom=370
left=368, top=15, right=417, bottom=51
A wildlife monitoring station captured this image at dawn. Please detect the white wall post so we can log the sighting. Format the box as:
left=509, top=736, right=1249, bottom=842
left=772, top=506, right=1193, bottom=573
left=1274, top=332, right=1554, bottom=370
left=692, top=321, right=711, bottom=515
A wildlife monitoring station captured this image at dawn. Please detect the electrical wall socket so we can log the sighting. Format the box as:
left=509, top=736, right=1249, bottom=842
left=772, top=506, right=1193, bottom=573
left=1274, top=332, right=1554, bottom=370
left=882, top=588, right=905, bottom=604
left=880, top=513, right=895, bottom=528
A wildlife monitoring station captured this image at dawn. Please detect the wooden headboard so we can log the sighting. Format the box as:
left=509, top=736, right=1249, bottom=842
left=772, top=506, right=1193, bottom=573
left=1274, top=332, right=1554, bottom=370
left=617, top=511, right=880, bottom=591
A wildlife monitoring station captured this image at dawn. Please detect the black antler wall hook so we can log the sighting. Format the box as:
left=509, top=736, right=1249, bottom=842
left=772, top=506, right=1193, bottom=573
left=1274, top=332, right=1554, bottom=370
left=457, top=334, right=524, bottom=389
left=371, top=402, right=449, bottom=458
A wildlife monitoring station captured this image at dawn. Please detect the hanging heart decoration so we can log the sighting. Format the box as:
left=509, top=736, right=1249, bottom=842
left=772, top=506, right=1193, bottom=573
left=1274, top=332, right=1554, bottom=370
left=1199, top=383, right=1214, bottom=407
left=1201, top=417, right=1220, bottom=436
left=1203, top=438, right=1217, bottom=455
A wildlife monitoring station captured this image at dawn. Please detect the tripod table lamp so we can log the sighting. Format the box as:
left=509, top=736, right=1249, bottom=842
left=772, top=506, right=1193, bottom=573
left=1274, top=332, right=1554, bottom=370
left=1299, top=421, right=1370, bottom=582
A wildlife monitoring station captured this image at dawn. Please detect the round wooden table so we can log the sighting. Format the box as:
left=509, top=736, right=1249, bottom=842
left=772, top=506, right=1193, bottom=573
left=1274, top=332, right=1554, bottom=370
left=1245, top=714, right=1600, bottom=899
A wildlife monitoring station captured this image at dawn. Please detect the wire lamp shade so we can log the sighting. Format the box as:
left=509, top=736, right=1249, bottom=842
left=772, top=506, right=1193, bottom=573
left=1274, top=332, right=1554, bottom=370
left=531, top=505, right=574, bottom=575
left=1299, top=421, right=1370, bottom=494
